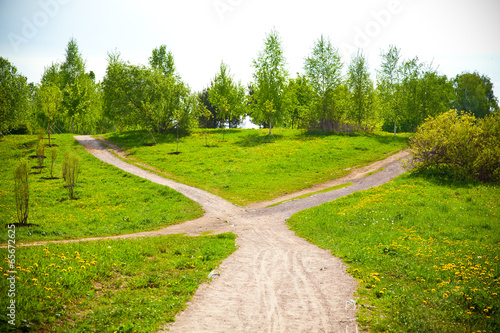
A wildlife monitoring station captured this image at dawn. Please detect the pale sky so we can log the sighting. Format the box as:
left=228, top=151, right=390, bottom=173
left=1, top=0, right=500, bottom=98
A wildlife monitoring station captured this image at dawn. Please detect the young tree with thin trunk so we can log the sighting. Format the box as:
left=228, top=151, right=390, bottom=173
left=347, top=50, right=375, bottom=129
left=304, top=35, right=345, bottom=129
left=207, top=61, right=246, bottom=141
left=251, top=29, right=288, bottom=139
left=377, top=45, right=401, bottom=136
left=36, top=83, right=62, bottom=146
left=14, top=160, right=29, bottom=225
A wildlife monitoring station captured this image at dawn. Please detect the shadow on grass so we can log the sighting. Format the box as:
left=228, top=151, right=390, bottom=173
left=104, top=130, right=189, bottom=149
left=233, top=132, right=284, bottom=147
left=407, top=166, right=482, bottom=190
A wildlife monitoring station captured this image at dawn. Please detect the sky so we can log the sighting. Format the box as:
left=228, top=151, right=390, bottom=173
left=1, top=0, right=500, bottom=100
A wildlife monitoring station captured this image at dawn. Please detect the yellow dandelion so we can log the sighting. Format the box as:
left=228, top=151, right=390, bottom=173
left=80, top=266, right=86, bottom=269
left=443, top=293, right=448, bottom=298
left=68, top=267, right=73, bottom=271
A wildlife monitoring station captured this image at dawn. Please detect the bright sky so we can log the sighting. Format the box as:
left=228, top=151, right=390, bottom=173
left=1, top=0, right=500, bottom=99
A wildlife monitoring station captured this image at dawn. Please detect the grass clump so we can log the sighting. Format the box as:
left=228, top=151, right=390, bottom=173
left=104, top=128, right=409, bottom=205
left=0, top=234, right=237, bottom=332
left=287, top=172, right=500, bottom=332
left=0, top=134, right=203, bottom=243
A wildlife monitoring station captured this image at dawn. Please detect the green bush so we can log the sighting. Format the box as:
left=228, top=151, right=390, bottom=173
left=410, top=110, right=500, bottom=182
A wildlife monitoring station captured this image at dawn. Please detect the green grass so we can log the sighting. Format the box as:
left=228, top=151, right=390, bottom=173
left=287, top=172, right=500, bottom=332
left=104, top=128, right=409, bottom=205
left=266, top=182, right=354, bottom=207
left=0, top=134, right=203, bottom=243
left=0, top=233, right=237, bottom=332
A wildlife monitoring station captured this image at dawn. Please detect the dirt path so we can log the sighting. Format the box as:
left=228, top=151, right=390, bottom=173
left=68, top=136, right=408, bottom=332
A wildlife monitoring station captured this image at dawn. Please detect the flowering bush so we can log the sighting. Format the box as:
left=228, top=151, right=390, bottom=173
left=410, top=110, right=500, bottom=182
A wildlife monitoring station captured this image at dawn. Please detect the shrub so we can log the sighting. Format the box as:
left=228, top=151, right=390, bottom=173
left=36, top=142, right=45, bottom=170
left=49, top=146, right=58, bottom=178
left=410, top=110, right=500, bottom=182
left=63, top=152, right=80, bottom=199
left=14, top=160, right=29, bottom=225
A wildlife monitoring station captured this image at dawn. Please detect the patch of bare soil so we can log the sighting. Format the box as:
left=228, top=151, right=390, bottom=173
left=22, top=135, right=409, bottom=332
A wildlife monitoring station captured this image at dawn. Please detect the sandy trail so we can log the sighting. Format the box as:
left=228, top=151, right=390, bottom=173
left=55, top=136, right=408, bottom=332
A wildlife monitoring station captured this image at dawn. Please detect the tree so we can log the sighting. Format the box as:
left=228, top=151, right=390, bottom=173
left=63, top=73, right=102, bottom=134
left=452, top=72, right=499, bottom=118
left=251, top=29, right=288, bottom=137
left=103, top=51, right=196, bottom=134
left=207, top=62, right=246, bottom=140
left=282, top=74, right=314, bottom=129
left=0, top=57, right=30, bottom=135
left=36, top=83, right=62, bottom=145
left=14, top=160, right=29, bottom=225
left=347, top=50, right=375, bottom=128
left=304, top=35, right=346, bottom=129
left=377, top=45, right=402, bottom=136
left=60, top=38, right=85, bottom=90
left=149, top=45, right=176, bottom=77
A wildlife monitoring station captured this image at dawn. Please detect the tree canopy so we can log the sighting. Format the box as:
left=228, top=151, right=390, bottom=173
left=251, top=29, right=288, bottom=135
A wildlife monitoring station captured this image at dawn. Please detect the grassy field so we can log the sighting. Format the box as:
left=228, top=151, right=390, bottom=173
left=0, top=134, right=203, bottom=243
left=287, top=172, right=500, bottom=332
left=0, top=233, right=237, bottom=332
left=103, top=128, right=409, bottom=205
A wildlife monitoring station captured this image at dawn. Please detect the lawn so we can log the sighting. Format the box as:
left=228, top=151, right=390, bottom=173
left=287, top=172, right=500, bottom=332
left=103, top=128, right=409, bottom=205
left=0, top=233, right=237, bottom=332
left=0, top=134, right=203, bottom=243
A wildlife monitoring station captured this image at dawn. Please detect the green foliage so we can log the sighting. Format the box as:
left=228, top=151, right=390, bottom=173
left=0, top=57, right=31, bottom=135
left=303, top=35, right=348, bottom=130
left=35, top=83, right=62, bottom=144
left=103, top=52, right=196, bottom=134
left=410, top=110, right=500, bottom=182
left=207, top=61, right=246, bottom=136
left=0, top=134, right=204, bottom=242
left=282, top=74, right=314, bottom=129
left=377, top=48, right=454, bottom=134
left=287, top=173, right=500, bottom=332
left=104, top=129, right=409, bottom=205
left=62, top=72, right=102, bottom=134
left=60, top=37, right=85, bottom=89
left=347, top=51, right=375, bottom=128
left=0, top=234, right=237, bottom=332
left=251, top=29, right=288, bottom=133
left=452, top=71, right=499, bottom=118
left=148, top=44, right=176, bottom=77
left=14, top=160, right=29, bottom=225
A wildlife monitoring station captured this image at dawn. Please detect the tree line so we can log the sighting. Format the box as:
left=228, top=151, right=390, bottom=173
left=1, top=31, right=498, bottom=138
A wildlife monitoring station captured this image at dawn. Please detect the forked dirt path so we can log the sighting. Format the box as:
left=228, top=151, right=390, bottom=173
left=66, top=136, right=407, bottom=332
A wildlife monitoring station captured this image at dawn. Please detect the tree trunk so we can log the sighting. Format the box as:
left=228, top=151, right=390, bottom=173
left=47, top=121, right=51, bottom=146
left=268, top=120, right=272, bottom=143
left=393, top=118, right=397, bottom=137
